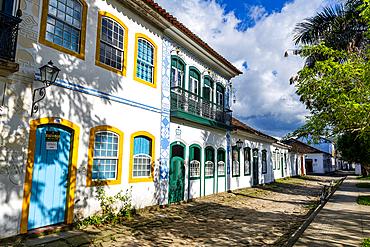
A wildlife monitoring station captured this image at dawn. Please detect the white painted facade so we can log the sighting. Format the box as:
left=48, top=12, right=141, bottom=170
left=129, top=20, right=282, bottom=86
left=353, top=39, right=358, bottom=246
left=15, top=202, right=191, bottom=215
left=0, top=0, right=309, bottom=239
left=0, top=0, right=166, bottom=238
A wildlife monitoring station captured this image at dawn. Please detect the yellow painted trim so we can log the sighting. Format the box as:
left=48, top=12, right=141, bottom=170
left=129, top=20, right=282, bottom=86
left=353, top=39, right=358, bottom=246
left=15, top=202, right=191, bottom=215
left=20, top=118, right=80, bottom=234
left=95, top=12, right=129, bottom=77
left=86, top=125, right=124, bottom=187
left=39, top=0, right=88, bottom=60
left=128, top=131, right=155, bottom=183
left=133, top=33, right=158, bottom=88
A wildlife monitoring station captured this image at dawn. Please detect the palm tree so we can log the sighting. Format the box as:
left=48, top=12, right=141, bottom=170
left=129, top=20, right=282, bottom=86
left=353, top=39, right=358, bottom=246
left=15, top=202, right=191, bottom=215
left=293, top=0, right=368, bottom=66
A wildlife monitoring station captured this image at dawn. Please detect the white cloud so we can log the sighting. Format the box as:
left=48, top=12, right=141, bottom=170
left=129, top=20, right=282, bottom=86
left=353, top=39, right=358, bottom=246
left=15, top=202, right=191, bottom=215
left=156, top=0, right=330, bottom=138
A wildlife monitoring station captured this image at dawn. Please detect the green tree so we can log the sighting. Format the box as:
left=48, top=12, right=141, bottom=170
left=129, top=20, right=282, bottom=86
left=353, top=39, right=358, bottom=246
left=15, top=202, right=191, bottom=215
left=285, top=0, right=370, bottom=143
left=337, top=131, right=370, bottom=176
left=293, top=0, right=368, bottom=67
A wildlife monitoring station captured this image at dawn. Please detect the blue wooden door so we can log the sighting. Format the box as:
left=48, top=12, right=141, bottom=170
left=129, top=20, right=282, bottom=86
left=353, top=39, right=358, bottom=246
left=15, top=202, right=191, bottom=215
left=28, top=124, right=72, bottom=230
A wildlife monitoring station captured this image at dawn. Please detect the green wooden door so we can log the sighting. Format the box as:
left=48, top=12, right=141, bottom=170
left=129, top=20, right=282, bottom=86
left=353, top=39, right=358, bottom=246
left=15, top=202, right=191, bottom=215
left=169, top=157, right=185, bottom=203
left=281, top=156, right=284, bottom=178
left=252, top=151, right=258, bottom=186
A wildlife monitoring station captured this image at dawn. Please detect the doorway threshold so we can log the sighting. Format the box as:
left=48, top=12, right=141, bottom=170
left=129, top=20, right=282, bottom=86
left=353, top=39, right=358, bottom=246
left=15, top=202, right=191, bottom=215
left=27, top=223, right=67, bottom=234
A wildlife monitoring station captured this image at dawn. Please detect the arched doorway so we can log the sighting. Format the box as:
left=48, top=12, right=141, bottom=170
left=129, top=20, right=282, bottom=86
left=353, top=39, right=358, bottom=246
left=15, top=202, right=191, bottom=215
left=168, top=142, right=185, bottom=203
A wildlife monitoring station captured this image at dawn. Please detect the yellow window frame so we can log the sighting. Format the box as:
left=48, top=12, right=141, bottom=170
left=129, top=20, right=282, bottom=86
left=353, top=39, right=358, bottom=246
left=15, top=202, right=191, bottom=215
left=129, top=131, right=155, bottom=183
left=133, top=33, right=158, bottom=88
left=39, top=0, right=88, bottom=60
left=86, top=125, right=124, bottom=187
left=95, top=11, right=129, bottom=76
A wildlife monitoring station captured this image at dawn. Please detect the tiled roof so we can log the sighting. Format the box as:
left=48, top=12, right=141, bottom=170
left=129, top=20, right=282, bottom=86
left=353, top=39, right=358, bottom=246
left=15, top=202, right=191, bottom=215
left=283, top=138, right=329, bottom=154
left=232, top=118, right=277, bottom=141
left=143, top=0, right=242, bottom=75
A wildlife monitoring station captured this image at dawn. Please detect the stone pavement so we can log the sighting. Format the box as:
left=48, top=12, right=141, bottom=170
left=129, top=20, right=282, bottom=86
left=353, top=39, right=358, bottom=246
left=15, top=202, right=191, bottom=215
left=294, top=174, right=370, bottom=246
left=0, top=174, right=344, bottom=247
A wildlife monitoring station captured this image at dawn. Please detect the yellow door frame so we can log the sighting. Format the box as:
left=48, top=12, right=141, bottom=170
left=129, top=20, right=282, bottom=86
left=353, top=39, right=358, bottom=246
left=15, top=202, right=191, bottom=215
left=20, top=117, right=80, bottom=233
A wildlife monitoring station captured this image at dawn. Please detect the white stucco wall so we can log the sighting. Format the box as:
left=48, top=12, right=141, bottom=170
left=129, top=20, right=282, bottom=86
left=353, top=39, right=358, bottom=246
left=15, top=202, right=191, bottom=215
left=169, top=119, right=227, bottom=200
left=0, top=0, right=165, bottom=238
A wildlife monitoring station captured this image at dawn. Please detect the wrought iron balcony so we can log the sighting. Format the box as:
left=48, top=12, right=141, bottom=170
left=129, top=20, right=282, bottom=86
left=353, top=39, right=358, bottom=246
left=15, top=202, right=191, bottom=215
left=170, top=86, right=232, bottom=127
left=0, top=11, right=21, bottom=62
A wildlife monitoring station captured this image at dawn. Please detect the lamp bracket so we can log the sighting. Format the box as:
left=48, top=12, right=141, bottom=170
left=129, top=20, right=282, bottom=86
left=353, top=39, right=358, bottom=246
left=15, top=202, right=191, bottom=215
left=31, top=87, right=46, bottom=117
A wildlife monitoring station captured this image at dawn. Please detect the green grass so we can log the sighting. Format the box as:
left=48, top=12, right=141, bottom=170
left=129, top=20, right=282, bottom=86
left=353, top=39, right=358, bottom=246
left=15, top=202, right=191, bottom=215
left=356, top=183, right=370, bottom=188
left=307, top=204, right=318, bottom=210
left=357, top=175, right=370, bottom=180
left=362, top=238, right=370, bottom=247
left=357, top=196, right=370, bottom=206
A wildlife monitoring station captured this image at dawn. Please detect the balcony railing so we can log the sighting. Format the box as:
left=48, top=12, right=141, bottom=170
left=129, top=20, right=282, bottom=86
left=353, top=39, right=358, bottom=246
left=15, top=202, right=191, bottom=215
left=0, top=11, right=22, bottom=62
left=170, top=86, right=232, bottom=126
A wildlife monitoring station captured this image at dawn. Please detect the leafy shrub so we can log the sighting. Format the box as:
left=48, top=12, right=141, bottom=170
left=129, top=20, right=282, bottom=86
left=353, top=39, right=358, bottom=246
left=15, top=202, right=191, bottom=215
left=357, top=196, right=370, bottom=206
left=356, top=183, right=370, bottom=188
left=78, top=187, right=132, bottom=228
left=362, top=238, right=370, bottom=247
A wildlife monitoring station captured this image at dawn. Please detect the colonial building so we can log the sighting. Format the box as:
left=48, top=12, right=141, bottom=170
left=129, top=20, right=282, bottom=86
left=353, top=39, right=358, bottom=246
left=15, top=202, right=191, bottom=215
left=0, top=0, right=305, bottom=239
left=284, top=138, right=331, bottom=174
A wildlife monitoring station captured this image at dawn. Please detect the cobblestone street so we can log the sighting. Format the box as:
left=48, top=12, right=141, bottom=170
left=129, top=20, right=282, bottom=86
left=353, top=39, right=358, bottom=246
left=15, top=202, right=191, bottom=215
left=4, top=174, right=345, bottom=247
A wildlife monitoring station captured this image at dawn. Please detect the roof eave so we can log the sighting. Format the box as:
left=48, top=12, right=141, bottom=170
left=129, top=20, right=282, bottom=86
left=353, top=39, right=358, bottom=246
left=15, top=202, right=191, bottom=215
left=232, top=129, right=277, bottom=143
left=164, top=27, right=241, bottom=79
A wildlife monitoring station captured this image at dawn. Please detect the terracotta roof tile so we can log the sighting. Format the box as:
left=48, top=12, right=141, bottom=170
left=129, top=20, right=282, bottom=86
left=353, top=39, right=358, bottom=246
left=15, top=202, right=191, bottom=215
left=232, top=117, right=277, bottom=141
left=283, top=138, right=330, bottom=155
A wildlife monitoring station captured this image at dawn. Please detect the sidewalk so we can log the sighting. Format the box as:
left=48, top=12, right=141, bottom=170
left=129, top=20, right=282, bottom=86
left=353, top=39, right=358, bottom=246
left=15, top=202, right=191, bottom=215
left=294, top=175, right=370, bottom=246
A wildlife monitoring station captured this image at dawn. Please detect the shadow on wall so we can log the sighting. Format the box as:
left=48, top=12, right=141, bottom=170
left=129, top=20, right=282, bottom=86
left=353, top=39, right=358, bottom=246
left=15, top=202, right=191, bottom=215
left=0, top=0, right=166, bottom=235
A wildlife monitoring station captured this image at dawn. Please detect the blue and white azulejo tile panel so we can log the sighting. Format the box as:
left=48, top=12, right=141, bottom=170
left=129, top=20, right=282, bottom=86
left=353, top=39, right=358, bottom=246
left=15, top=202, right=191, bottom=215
left=160, top=38, right=171, bottom=180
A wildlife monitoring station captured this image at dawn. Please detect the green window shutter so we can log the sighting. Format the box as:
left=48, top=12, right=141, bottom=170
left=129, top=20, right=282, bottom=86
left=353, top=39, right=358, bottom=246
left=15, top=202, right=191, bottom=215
left=204, top=77, right=210, bottom=86
left=189, top=69, right=200, bottom=80
left=203, top=86, right=211, bottom=100
left=216, top=84, right=224, bottom=93
left=189, top=147, right=194, bottom=161
left=217, top=149, right=225, bottom=162
left=171, top=57, right=184, bottom=70
left=205, top=148, right=214, bottom=162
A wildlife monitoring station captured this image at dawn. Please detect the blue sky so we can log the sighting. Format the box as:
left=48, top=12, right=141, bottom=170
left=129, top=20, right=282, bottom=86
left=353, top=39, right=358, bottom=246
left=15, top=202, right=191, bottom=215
left=156, top=0, right=331, bottom=139
left=215, top=0, right=294, bottom=29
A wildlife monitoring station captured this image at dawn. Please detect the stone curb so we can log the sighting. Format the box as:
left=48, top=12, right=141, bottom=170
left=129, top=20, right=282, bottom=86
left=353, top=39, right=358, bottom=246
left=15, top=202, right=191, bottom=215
left=282, top=176, right=346, bottom=247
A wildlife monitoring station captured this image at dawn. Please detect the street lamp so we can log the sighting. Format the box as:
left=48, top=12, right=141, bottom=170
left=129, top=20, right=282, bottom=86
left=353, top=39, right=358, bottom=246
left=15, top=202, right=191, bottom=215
left=31, top=60, right=60, bottom=116
left=236, top=139, right=243, bottom=149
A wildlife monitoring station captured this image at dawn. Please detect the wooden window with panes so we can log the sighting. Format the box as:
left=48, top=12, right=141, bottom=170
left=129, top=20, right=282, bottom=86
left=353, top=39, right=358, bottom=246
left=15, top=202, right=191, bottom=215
left=136, top=38, right=155, bottom=83
left=132, top=136, right=152, bottom=178
left=244, top=147, right=251, bottom=175
left=217, top=149, right=226, bottom=176
left=189, top=145, right=201, bottom=178
left=262, top=150, right=267, bottom=174
left=232, top=147, right=240, bottom=177
left=46, top=0, right=82, bottom=53
left=205, top=147, right=215, bottom=177
left=171, top=56, right=184, bottom=89
left=92, top=131, right=119, bottom=180
left=99, top=17, right=125, bottom=70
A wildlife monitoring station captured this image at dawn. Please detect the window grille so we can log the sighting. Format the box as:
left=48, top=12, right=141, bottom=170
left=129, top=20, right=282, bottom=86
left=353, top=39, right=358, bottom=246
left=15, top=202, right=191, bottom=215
left=133, top=154, right=151, bottom=177
left=99, top=17, right=124, bottom=70
left=232, top=148, right=240, bottom=176
left=244, top=148, right=250, bottom=175
left=132, top=136, right=152, bottom=178
left=205, top=161, right=214, bottom=177
left=92, top=131, right=119, bottom=180
left=218, top=161, right=225, bottom=176
left=232, top=160, right=239, bottom=176
left=137, top=38, right=154, bottom=83
left=46, top=0, right=82, bottom=52
left=190, top=160, right=200, bottom=177
left=262, top=150, right=267, bottom=174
